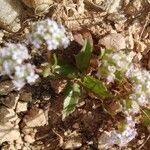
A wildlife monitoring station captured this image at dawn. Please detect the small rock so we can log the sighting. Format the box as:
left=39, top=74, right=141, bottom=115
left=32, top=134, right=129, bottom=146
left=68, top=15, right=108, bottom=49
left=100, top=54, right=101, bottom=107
left=126, top=30, right=134, bottom=49
left=0, top=0, right=23, bottom=32
left=62, top=139, right=82, bottom=150
left=22, top=147, right=28, bottom=150
left=50, top=79, right=67, bottom=94
left=24, top=135, right=35, bottom=143
left=72, top=123, right=80, bottom=129
left=93, top=0, right=123, bottom=13
left=1, top=92, right=19, bottom=109
left=98, top=132, right=114, bottom=149
left=135, top=41, right=147, bottom=52
left=15, top=136, right=24, bottom=144
left=23, top=108, right=48, bottom=127
left=0, top=106, right=18, bottom=124
left=19, top=91, right=32, bottom=102
left=125, top=0, right=143, bottom=16
left=16, top=101, right=28, bottom=113
left=107, top=13, right=127, bottom=24
left=62, top=131, right=82, bottom=150
left=0, top=118, right=20, bottom=144
left=99, top=33, right=126, bottom=50
left=106, top=101, right=122, bottom=115
left=2, top=144, right=16, bottom=150
left=133, top=52, right=142, bottom=62
left=0, top=80, right=14, bottom=95
left=15, top=143, right=22, bottom=150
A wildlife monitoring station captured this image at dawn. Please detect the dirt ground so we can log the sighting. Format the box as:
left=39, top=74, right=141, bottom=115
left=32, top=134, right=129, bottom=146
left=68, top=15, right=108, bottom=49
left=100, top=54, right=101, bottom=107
left=0, top=0, right=150, bottom=150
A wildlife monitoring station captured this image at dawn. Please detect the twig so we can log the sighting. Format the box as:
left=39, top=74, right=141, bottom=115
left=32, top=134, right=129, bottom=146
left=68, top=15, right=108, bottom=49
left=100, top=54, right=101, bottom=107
left=138, top=134, right=150, bottom=150
left=139, top=12, right=150, bottom=39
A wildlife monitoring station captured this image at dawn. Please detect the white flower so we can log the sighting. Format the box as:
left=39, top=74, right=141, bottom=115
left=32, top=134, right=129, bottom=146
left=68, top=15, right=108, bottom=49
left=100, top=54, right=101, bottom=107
left=25, top=64, right=39, bottom=83
left=28, top=19, right=69, bottom=50
left=13, top=63, right=39, bottom=89
left=0, top=43, right=38, bottom=90
left=127, top=100, right=140, bottom=114
left=2, top=60, right=14, bottom=76
left=107, top=73, right=115, bottom=83
left=108, top=65, right=116, bottom=73
left=98, top=50, right=134, bottom=83
left=98, top=116, right=137, bottom=148
left=12, top=79, right=26, bottom=90
left=137, top=94, right=147, bottom=106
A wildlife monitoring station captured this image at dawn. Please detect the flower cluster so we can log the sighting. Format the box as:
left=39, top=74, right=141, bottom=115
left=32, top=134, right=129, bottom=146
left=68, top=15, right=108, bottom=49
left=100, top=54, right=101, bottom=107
left=98, top=50, right=135, bottom=83
left=126, top=66, right=150, bottom=107
left=28, top=19, right=69, bottom=50
left=0, top=43, right=38, bottom=90
left=98, top=48, right=150, bottom=148
left=98, top=116, right=137, bottom=149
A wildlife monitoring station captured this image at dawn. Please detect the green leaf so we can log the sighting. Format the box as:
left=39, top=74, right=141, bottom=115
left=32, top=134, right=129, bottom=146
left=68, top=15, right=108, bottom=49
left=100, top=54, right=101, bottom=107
left=42, top=63, right=51, bottom=77
left=82, top=76, right=110, bottom=98
left=141, top=108, right=150, bottom=126
left=63, top=82, right=81, bottom=119
left=54, top=63, right=78, bottom=77
left=100, top=49, right=105, bottom=59
left=75, top=39, right=92, bottom=72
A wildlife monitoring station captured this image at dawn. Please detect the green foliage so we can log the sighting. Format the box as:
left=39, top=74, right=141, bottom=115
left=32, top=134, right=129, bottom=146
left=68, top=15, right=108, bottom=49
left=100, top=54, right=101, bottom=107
left=54, top=61, right=78, bottom=77
left=63, top=82, right=81, bottom=119
left=42, top=63, right=51, bottom=77
left=75, top=39, right=92, bottom=72
left=141, top=108, right=150, bottom=126
left=82, top=76, right=110, bottom=98
left=100, top=48, right=106, bottom=59
left=117, top=121, right=127, bottom=132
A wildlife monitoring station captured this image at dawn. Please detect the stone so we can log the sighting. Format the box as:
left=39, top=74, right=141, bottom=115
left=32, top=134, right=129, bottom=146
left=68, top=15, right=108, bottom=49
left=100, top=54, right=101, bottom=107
left=1, top=92, right=19, bottom=109
left=16, top=101, right=28, bottom=113
left=0, top=106, right=20, bottom=144
left=89, top=0, right=123, bottom=13
left=62, top=131, right=82, bottom=149
left=15, top=143, right=22, bottom=150
left=19, top=91, right=32, bottom=102
left=135, top=41, right=147, bottom=52
left=99, top=33, right=126, bottom=50
left=0, top=106, right=18, bottom=124
left=22, top=127, right=34, bottom=135
left=98, top=132, right=114, bottom=149
left=24, top=135, right=35, bottom=143
left=23, top=108, right=48, bottom=127
left=0, top=80, right=14, bottom=95
left=0, top=0, right=23, bottom=32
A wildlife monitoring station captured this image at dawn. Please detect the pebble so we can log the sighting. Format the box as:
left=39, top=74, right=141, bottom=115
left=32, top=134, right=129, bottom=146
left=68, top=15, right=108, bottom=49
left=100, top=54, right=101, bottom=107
left=1, top=92, right=19, bottom=109
left=16, top=101, right=28, bottom=113
left=19, top=91, right=32, bottom=102
left=0, top=106, right=18, bottom=123
left=24, top=135, right=35, bottom=143
left=0, top=80, right=14, bottom=95
left=99, top=33, right=126, bottom=50
left=0, top=123, right=20, bottom=144
left=23, top=108, right=48, bottom=127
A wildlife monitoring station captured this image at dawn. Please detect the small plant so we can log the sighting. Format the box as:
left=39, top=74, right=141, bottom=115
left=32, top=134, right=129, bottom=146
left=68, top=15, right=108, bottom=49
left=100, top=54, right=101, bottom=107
left=42, top=39, right=150, bottom=148
left=0, top=18, right=150, bottom=148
